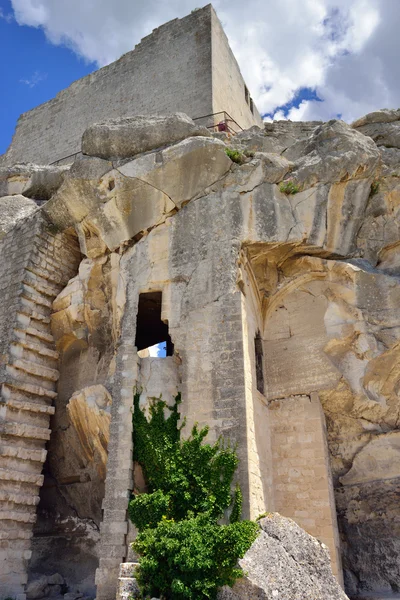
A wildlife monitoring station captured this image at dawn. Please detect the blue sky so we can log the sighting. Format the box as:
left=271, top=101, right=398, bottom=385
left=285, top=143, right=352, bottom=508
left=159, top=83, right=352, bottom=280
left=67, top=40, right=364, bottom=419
left=1, top=0, right=400, bottom=156
left=0, top=0, right=95, bottom=154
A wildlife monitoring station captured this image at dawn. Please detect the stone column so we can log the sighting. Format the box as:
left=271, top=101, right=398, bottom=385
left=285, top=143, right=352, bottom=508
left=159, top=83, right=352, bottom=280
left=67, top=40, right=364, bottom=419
left=269, top=393, right=343, bottom=584
left=95, top=336, right=139, bottom=600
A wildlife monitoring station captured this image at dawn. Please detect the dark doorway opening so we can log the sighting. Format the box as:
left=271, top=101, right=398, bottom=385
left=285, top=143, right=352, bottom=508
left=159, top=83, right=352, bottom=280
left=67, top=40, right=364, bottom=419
left=135, top=291, right=174, bottom=356
left=254, top=330, right=264, bottom=394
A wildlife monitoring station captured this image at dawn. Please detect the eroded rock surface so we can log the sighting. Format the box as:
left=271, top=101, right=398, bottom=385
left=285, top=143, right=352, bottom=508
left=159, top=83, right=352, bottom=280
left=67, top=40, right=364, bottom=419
left=81, top=113, right=211, bottom=159
left=218, top=514, right=348, bottom=600
left=0, top=163, right=68, bottom=202
left=353, top=109, right=400, bottom=149
left=0, top=194, right=37, bottom=237
left=3, top=110, right=400, bottom=599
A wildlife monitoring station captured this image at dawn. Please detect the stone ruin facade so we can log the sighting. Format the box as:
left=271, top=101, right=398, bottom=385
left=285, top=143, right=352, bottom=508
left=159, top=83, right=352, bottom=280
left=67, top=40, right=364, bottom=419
left=2, top=107, right=400, bottom=600
left=1, top=6, right=400, bottom=600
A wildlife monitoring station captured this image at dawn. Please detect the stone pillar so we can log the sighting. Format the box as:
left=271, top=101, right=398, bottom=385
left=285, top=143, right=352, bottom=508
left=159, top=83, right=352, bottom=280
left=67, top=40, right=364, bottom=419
left=95, top=337, right=139, bottom=600
left=269, top=393, right=343, bottom=584
left=95, top=349, right=181, bottom=599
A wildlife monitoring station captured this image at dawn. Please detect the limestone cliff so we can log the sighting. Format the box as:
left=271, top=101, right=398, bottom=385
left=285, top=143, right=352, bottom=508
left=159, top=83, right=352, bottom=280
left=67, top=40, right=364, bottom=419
left=2, top=110, right=400, bottom=599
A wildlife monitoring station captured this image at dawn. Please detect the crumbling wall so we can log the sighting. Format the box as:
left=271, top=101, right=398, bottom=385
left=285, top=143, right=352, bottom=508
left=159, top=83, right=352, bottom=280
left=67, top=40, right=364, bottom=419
left=0, top=212, right=80, bottom=599
left=3, top=110, right=400, bottom=599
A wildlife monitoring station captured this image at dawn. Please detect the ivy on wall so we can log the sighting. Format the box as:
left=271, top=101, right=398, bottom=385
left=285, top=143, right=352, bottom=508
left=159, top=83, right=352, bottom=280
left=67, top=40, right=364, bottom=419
left=128, top=392, right=259, bottom=600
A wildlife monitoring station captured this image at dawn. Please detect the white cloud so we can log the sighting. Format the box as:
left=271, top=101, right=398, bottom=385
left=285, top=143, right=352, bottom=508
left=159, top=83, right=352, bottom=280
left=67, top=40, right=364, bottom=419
left=9, top=0, right=400, bottom=123
left=19, top=70, right=47, bottom=88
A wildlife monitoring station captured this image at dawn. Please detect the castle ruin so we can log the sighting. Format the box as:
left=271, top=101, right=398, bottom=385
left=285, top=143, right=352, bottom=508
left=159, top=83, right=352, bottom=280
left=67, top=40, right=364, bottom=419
left=1, top=5, right=400, bottom=600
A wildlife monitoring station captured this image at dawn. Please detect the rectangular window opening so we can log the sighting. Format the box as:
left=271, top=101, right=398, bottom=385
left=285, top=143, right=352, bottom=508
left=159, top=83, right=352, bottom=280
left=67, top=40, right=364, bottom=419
left=250, top=98, right=254, bottom=115
left=244, top=85, right=250, bottom=105
left=255, top=331, right=264, bottom=394
left=135, top=291, right=174, bottom=357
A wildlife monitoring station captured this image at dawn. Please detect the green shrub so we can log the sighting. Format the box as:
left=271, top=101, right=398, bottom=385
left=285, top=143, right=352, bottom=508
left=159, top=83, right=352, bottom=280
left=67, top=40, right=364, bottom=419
left=129, top=393, right=259, bottom=600
left=370, top=180, right=380, bottom=196
left=225, top=148, right=246, bottom=165
left=279, top=180, right=299, bottom=195
left=133, top=513, right=258, bottom=600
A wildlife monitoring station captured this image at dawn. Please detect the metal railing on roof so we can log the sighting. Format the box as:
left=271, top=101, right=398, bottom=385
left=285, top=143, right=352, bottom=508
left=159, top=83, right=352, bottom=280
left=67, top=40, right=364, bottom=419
left=192, top=111, right=243, bottom=134
left=49, top=151, right=81, bottom=166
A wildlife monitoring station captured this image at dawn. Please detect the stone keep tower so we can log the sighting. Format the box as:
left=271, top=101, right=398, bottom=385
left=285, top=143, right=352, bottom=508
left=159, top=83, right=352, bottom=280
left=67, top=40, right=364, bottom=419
left=0, top=4, right=262, bottom=167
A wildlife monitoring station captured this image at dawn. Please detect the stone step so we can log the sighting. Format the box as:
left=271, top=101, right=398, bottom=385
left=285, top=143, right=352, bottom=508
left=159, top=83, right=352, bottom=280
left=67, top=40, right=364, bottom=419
left=2, top=381, right=57, bottom=401
left=117, top=577, right=140, bottom=600
left=11, top=339, right=59, bottom=360
left=23, top=272, right=63, bottom=298
left=0, top=443, right=46, bottom=463
left=0, top=421, right=50, bottom=441
left=119, top=563, right=139, bottom=578
left=0, top=397, right=55, bottom=415
left=0, top=525, right=34, bottom=542
left=20, top=297, right=51, bottom=320
left=25, top=264, right=66, bottom=287
left=10, top=359, right=59, bottom=382
left=10, top=345, right=58, bottom=371
left=25, top=326, right=54, bottom=344
left=0, top=489, right=40, bottom=506
left=6, top=365, right=56, bottom=392
left=21, top=285, right=53, bottom=309
left=0, top=467, right=44, bottom=486
left=0, top=510, right=36, bottom=524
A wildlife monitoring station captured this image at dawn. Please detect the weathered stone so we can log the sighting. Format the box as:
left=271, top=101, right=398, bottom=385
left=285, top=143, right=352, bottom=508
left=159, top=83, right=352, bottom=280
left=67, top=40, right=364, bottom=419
left=5, top=105, right=400, bottom=600
left=352, top=109, right=400, bottom=148
left=340, top=431, right=400, bottom=485
left=254, top=152, right=291, bottom=183
left=118, top=136, right=231, bottom=207
left=67, top=385, right=112, bottom=479
left=379, top=146, right=400, bottom=175
left=26, top=576, right=49, bottom=600
left=356, top=122, right=400, bottom=149
left=218, top=514, right=348, bottom=600
left=352, top=108, right=400, bottom=128
left=0, top=194, right=37, bottom=237
left=231, top=121, right=320, bottom=156
left=0, top=163, right=68, bottom=201
left=286, top=120, right=380, bottom=189
left=81, top=113, right=211, bottom=160
left=26, top=574, right=65, bottom=600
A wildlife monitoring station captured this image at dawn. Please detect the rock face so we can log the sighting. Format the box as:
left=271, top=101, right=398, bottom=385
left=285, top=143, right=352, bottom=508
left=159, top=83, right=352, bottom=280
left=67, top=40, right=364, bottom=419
left=0, top=164, right=68, bottom=202
left=218, top=514, right=348, bottom=600
left=44, top=136, right=230, bottom=252
left=352, top=109, right=400, bottom=149
left=3, top=110, right=400, bottom=600
left=81, top=113, right=211, bottom=160
left=0, top=194, right=37, bottom=237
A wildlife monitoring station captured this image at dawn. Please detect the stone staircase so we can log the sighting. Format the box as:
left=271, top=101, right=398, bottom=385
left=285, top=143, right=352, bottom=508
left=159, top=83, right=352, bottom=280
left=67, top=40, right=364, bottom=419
left=116, top=562, right=140, bottom=600
left=0, top=229, right=81, bottom=599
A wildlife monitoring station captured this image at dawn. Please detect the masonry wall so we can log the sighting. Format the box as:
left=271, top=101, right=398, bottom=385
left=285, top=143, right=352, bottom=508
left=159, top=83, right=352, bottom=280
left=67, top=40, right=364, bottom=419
left=96, top=185, right=252, bottom=599
left=1, top=7, right=214, bottom=166
left=211, top=9, right=263, bottom=130
left=0, top=213, right=81, bottom=599
left=240, top=266, right=274, bottom=518
left=269, top=394, right=343, bottom=583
